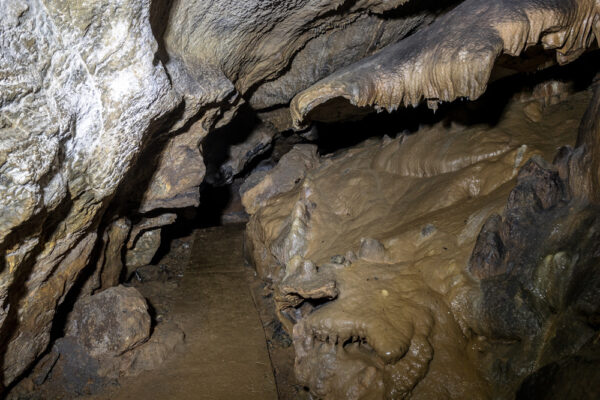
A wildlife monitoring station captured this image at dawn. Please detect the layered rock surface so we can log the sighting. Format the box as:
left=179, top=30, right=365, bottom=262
left=0, top=0, right=179, bottom=387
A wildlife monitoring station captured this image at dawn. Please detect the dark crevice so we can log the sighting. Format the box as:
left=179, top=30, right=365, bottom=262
left=202, top=103, right=263, bottom=186
left=150, top=0, right=175, bottom=66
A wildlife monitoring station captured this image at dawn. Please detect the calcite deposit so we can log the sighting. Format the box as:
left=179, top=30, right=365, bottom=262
left=245, top=85, right=599, bottom=397
left=291, top=0, right=600, bottom=127
left=0, top=0, right=599, bottom=397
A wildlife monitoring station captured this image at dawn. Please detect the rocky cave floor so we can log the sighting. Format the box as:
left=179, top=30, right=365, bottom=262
left=10, top=223, right=303, bottom=400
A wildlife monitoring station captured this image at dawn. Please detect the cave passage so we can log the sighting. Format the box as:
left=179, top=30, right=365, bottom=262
left=88, top=224, right=280, bottom=400
left=120, top=55, right=600, bottom=400
left=8, top=52, right=599, bottom=400
left=3, top=0, right=599, bottom=398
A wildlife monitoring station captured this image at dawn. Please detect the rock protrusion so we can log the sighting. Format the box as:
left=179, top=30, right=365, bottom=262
left=291, top=0, right=598, bottom=128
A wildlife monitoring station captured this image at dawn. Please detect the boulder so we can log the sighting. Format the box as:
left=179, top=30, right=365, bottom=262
left=65, top=285, right=151, bottom=358
left=35, top=286, right=183, bottom=396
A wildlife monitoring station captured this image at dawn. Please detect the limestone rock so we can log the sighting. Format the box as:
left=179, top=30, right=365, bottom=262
left=241, top=144, right=320, bottom=215
left=1, top=0, right=598, bottom=395
left=131, top=264, right=170, bottom=283
left=0, top=0, right=178, bottom=384
left=82, top=218, right=132, bottom=296
left=249, top=11, right=433, bottom=110
left=160, top=0, right=435, bottom=196
left=49, top=337, right=117, bottom=396
left=163, top=0, right=417, bottom=98
left=65, top=285, right=151, bottom=358
left=127, top=214, right=177, bottom=250
left=523, top=101, right=544, bottom=122
left=358, top=238, right=387, bottom=263
left=3, top=0, right=435, bottom=385
left=125, top=229, right=162, bottom=277
left=100, top=219, right=133, bottom=292
left=138, top=121, right=209, bottom=213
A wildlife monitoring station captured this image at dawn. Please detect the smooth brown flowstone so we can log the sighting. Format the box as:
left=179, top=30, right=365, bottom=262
left=245, top=86, right=593, bottom=398
left=84, top=225, right=277, bottom=400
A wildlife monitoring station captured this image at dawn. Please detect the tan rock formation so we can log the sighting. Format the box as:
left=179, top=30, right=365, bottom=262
left=245, top=87, right=593, bottom=398
left=290, top=0, right=600, bottom=128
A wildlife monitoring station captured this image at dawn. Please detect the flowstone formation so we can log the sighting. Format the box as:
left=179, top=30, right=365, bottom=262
left=291, top=0, right=600, bottom=127
left=245, top=78, right=600, bottom=397
left=242, top=1, right=600, bottom=397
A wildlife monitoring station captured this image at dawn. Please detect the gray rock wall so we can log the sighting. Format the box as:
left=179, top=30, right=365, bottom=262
left=0, top=0, right=179, bottom=386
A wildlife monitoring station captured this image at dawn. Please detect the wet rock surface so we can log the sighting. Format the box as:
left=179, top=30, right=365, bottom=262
left=245, top=85, right=599, bottom=398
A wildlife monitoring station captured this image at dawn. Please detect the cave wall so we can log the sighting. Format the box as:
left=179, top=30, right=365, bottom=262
left=0, top=0, right=179, bottom=386
left=0, top=0, right=448, bottom=389
left=0, top=0, right=598, bottom=396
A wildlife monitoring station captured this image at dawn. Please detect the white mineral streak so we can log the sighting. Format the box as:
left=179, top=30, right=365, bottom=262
left=0, top=0, right=178, bottom=385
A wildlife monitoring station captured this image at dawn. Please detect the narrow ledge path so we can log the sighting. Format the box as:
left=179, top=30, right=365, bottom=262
left=89, top=224, right=278, bottom=400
